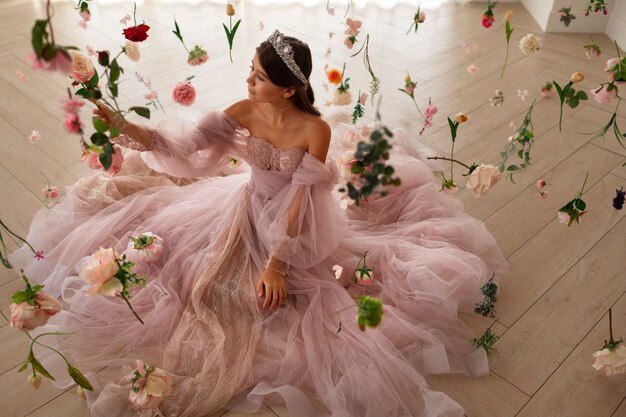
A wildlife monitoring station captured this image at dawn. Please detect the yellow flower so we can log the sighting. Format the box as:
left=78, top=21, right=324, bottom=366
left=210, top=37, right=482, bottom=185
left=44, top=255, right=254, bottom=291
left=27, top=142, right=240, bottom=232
left=226, top=3, right=235, bottom=16
left=455, top=113, right=468, bottom=123
left=504, top=11, right=513, bottom=22
left=570, top=72, right=584, bottom=83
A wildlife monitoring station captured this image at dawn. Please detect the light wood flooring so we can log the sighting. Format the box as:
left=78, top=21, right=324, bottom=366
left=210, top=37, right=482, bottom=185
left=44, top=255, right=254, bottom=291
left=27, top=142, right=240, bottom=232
left=0, top=1, right=625, bottom=416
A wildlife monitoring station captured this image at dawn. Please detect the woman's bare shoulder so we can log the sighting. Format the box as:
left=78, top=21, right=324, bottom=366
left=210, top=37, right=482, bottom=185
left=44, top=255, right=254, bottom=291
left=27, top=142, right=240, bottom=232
left=305, top=118, right=331, bottom=163
left=223, top=99, right=255, bottom=123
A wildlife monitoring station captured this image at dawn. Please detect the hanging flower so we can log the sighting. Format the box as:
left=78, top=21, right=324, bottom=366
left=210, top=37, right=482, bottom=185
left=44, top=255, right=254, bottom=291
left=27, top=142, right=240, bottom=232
left=187, top=45, right=209, bottom=66
left=467, top=64, right=479, bottom=76
left=15, top=69, right=27, bottom=82
left=326, top=68, right=342, bottom=85
left=124, top=41, right=141, bottom=62
left=592, top=308, right=625, bottom=375
left=590, top=83, right=617, bottom=104
left=558, top=7, right=576, bottom=27
left=541, top=81, right=555, bottom=97
left=124, top=233, right=164, bottom=264
left=584, top=42, right=601, bottom=59
left=123, top=24, right=150, bottom=42
left=481, top=0, right=496, bottom=28
left=557, top=173, right=589, bottom=226
left=28, top=374, right=42, bottom=389
left=27, top=130, right=41, bottom=144
left=70, top=52, right=95, bottom=83
left=489, top=89, right=504, bottom=107
left=81, top=145, right=124, bottom=176
left=10, top=292, right=62, bottom=331
left=466, top=164, right=502, bottom=197
left=519, top=33, right=542, bottom=55
left=172, top=78, right=196, bottom=107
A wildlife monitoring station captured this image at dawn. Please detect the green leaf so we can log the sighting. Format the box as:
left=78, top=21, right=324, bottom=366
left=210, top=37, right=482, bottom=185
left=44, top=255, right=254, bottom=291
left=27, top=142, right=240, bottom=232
left=74, top=88, right=91, bottom=99
left=88, top=70, right=99, bottom=88
left=99, top=142, right=113, bottom=170
left=567, top=96, right=579, bottom=109
left=223, top=23, right=233, bottom=47
left=92, top=117, right=108, bottom=133
left=109, top=59, right=121, bottom=83
left=31, top=20, right=48, bottom=58
left=108, top=82, right=118, bottom=98
left=172, top=19, right=184, bottom=43
left=109, top=126, right=120, bottom=138
left=11, top=291, right=29, bottom=304
left=565, top=88, right=575, bottom=98
left=32, top=356, right=55, bottom=381
left=576, top=90, right=588, bottom=100
left=129, top=106, right=150, bottom=119
left=67, top=364, right=94, bottom=391
left=553, top=81, right=563, bottom=97
left=231, top=19, right=241, bottom=39
left=506, top=165, right=520, bottom=172
left=90, top=132, right=108, bottom=146
left=574, top=199, right=586, bottom=211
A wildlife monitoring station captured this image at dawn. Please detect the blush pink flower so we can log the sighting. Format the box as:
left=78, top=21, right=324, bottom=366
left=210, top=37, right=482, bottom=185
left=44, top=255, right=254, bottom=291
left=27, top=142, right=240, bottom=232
left=326, top=7, right=335, bottom=16
left=354, top=269, right=375, bottom=286
left=405, top=84, right=415, bottom=96
left=78, top=19, right=88, bottom=30
left=345, top=18, right=362, bottom=36
left=461, top=40, right=478, bottom=53
left=62, top=97, right=84, bottom=114
left=590, top=84, right=617, bottom=104
left=70, top=52, right=95, bottom=83
left=42, top=186, right=60, bottom=200
left=120, top=14, right=131, bottom=25
left=129, top=360, right=173, bottom=409
left=27, top=50, right=73, bottom=75
left=64, top=113, right=82, bottom=134
left=467, top=64, right=479, bottom=76
left=124, top=232, right=164, bottom=264
left=10, top=293, right=62, bottom=331
left=557, top=211, right=570, bottom=224
left=466, top=163, right=502, bottom=197
left=79, top=247, right=122, bottom=296
left=592, top=344, right=626, bottom=376
left=359, top=92, right=368, bottom=105
left=605, top=58, right=619, bottom=81
left=344, top=37, right=355, bottom=49
left=15, top=69, right=27, bottom=82
left=81, top=145, right=124, bottom=176
left=27, top=130, right=41, bottom=144
left=28, top=374, right=42, bottom=389
left=541, top=85, right=555, bottom=98
left=172, top=80, right=196, bottom=106
left=144, top=91, right=159, bottom=101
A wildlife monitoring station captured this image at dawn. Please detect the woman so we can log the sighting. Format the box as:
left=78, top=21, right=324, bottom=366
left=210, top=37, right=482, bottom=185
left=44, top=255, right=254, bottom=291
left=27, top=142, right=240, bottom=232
left=12, top=30, right=506, bottom=417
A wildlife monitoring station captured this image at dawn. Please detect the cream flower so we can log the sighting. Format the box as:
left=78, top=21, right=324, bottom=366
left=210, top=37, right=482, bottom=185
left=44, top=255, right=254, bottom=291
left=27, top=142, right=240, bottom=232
left=125, top=41, right=140, bottom=62
left=354, top=269, right=375, bottom=286
left=592, top=344, right=626, bottom=376
left=129, top=361, right=173, bottom=409
left=570, top=72, right=585, bottom=83
left=519, top=33, right=542, bottom=55
left=332, top=90, right=352, bottom=106
left=79, top=247, right=121, bottom=295
left=466, top=164, right=502, bottom=197
left=504, top=10, right=513, bottom=22
left=70, top=53, right=95, bottom=83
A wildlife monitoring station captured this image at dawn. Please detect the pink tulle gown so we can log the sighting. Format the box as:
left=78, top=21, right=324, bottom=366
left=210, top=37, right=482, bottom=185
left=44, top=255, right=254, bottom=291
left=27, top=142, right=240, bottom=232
left=10, top=110, right=506, bottom=417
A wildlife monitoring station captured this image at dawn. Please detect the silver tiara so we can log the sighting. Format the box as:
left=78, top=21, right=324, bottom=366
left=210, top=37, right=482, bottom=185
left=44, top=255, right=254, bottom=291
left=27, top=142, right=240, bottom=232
left=267, top=30, right=308, bottom=86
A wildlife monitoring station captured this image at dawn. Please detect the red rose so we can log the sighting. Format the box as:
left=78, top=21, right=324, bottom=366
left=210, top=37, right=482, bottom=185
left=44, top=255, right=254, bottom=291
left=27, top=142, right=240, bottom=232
left=123, top=24, right=150, bottom=42
left=481, top=15, right=495, bottom=28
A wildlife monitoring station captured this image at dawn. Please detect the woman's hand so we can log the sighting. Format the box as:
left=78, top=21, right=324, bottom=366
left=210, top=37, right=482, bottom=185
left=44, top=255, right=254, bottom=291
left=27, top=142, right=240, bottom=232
left=256, top=269, right=287, bottom=310
left=91, top=100, right=127, bottom=130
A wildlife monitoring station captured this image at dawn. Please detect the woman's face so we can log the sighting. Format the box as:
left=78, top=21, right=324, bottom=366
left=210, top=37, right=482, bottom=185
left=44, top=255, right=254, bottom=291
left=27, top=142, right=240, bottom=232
left=247, top=53, right=287, bottom=103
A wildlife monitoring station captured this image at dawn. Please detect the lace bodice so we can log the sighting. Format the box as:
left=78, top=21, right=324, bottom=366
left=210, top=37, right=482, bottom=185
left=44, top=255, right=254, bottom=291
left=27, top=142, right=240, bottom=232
left=245, top=135, right=306, bottom=173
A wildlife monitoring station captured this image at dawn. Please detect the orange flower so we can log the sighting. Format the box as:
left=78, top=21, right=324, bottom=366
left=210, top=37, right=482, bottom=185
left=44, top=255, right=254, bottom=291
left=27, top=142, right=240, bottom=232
left=327, top=68, right=342, bottom=85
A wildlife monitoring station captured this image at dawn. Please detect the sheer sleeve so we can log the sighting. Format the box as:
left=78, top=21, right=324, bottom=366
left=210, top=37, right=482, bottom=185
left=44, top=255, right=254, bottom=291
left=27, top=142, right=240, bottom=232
left=141, top=110, right=249, bottom=178
left=256, top=153, right=347, bottom=270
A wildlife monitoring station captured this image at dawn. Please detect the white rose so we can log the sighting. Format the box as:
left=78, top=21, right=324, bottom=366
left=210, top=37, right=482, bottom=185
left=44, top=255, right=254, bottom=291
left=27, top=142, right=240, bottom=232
left=519, top=33, right=542, bottom=55
left=465, top=164, right=502, bottom=198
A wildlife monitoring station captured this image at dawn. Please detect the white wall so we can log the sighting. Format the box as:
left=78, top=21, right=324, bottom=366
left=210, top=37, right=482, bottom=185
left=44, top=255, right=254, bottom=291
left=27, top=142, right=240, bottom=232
left=521, top=0, right=553, bottom=31
left=606, top=0, right=626, bottom=50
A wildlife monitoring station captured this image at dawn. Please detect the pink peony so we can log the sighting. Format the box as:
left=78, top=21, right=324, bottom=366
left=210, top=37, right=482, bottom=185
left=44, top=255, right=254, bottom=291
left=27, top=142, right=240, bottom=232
left=79, top=247, right=122, bottom=296
left=129, top=360, right=173, bottom=409
left=124, top=233, right=164, bottom=264
left=592, top=344, right=626, bottom=376
left=64, top=113, right=82, bottom=134
left=590, top=84, right=617, bottom=104
left=10, top=293, right=62, bottom=331
left=172, top=81, right=196, bottom=106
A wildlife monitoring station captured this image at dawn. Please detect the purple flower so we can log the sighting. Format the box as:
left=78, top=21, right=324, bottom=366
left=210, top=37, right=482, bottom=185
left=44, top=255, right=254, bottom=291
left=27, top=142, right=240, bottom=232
left=34, top=250, right=45, bottom=260
left=613, top=187, right=625, bottom=210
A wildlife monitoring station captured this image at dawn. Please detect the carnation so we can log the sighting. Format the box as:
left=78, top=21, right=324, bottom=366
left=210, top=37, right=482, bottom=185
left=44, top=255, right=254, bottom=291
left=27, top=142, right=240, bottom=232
left=172, top=80, right=196, bottom=106
left=519, top=33, right=542, bottom=55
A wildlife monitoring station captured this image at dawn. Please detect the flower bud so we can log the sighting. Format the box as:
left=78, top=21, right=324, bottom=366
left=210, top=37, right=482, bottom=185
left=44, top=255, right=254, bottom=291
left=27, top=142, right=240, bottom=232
left=226, top=3, right=235, bottom=16
left=455, top=113, right=468, bottom=123
left=28, top=374, right=42, bottom=389
left=404, top=74, right=411, bottom=83
left=570, top=72, right=584, bottom=83
left=77, top=386, right=86, bottom=399
left=417, top=11, right=426, bottom=23
left=97, top=50, right=110, bottom=67
left=504, top=11, right=513, bottom=22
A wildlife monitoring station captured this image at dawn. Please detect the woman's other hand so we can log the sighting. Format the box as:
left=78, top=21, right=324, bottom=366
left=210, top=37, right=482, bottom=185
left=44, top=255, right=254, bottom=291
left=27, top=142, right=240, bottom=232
left=256, top=269, right=287, bottom=310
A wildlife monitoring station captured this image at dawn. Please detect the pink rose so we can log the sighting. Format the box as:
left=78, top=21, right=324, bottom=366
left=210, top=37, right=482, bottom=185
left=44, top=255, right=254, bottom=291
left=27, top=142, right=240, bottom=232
left=536, top=179, right=546, bottom=190
left=344, top=37, right=354, bottom=49
left=172, top=81, right=196, bottom=106
left=129, top=360, right=173, bottom=409
left=10, top=293, right=62, bottom=331
left=467, top=64, right=479, bottom=76
left=482, top=15, right=495, bottom=28
left=64, top=113, right=82, bottom=134
left=557, top=211, right=570, bottom=224
left=81, top=146, right=124, bottom=176
left=592, top=344, right=626, bottom=376
left=590, top=84, right=617, bottom=104
left=124, top=233, right=164, bottom=264
left=70, top=53, right=95, bottom=83
left=465, top=164, right=502, bottom=197
left=79, top=247, right=122, bottom=296
left=27, top=50, right=72, bottom=75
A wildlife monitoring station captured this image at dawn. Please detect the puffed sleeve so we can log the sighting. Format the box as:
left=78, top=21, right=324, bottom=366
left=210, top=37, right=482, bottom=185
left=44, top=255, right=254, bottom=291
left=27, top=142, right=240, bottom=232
left=141, top=111, right=249, bottom=178
left=256, top=153, right=348, bottom=270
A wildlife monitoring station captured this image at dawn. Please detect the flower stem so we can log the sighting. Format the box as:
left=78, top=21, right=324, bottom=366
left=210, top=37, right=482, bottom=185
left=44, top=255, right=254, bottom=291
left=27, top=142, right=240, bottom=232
left=500, top=42, right=510, bottom=79
left=330, top=304, right=358, bottom=317
left=578, top=172, right=589, bottom=197
left=27, top=331, right=74, bottom=365
left=0, top=219, right=37, bottom=254
left=609, top=308, right=614, bottom=345
left=450, top=140, right=456, bottom=180
left=229, top=16, right=233, bottom=63
left=121, top=292, right=144, bottom=324
left=46, top=0, right=55, bottom=45
left=412, top=98, right=425, bottom=119
left=427, top=156, right=472, bottom=171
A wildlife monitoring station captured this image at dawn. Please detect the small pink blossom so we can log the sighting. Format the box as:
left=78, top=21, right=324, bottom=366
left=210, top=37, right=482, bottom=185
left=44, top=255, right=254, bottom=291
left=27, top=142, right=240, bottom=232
left=15, top=69, right=27, bottom=82
left=78, top=19, right=88, bottom=30
left=172, top=80, right=196, bottom=107
left=327, top=7, right=335, bottom=16
left=85, top=45, right=96, bottom=56
left=517, top=89, right=529, bottom=101
left=557, top=211, right=570, bottom=224
left=34, top=250, right=45, bottom=260
left=64, top=113, right=82, bottom=134
left=27, top=130, right=41, bottom=144
left=120, top=14, right=132, bottom=25
left=536, top=179, right=546, bottom=190
left=405, top=84, right=415, bottom=96
left=62, top=97, right=84, bottom=114
left=590, top=84, right=617, bottom=104
left=10, top=293, right=62, bottom=331
left=467, top=64, right=479, bottom=76
left=359, top=92, right=368, bottom=105
left=81, top=146, right=124, bottom=176
left=540, top=190, right=549, bottom=199
left=344, top=37, right=355, bottom=49
left=586, top=47, right=601, bottom=60
left=424, top=105, right=438, bottom=118
left=42, top=185, right=60, bottom=200
left=258, top=21, right=264, bottom=31
left=144, top=91, right=159, bottom=101
left=344, top=18, right=362, bottom=37
left=27, top=50, right=73, bottom=75
left=541, top=86, right=555, bottom=97
left=461, top=40, right=478, bottom=53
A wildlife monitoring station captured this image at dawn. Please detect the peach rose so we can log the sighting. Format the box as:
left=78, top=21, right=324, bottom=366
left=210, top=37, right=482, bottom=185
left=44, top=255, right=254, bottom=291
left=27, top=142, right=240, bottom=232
left=592, top=344, right=626, bottom=376
left=124, top=41, right=140, bottom=62
left=124, top=233, right=164, bottom=264
left=10, top=293, right=62, bottom=331
left=70, top=53, right=95, bottom=83
left=129, top=360, right=173, bottom=409
left=79, top=247, right=122, bottom=296
left=465, top=164, right=501, bottom=197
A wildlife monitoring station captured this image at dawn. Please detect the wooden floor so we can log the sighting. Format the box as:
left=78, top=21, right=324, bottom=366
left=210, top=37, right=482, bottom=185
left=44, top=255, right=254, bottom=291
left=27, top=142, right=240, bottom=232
left=1, top=1, right=625, bottom=416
